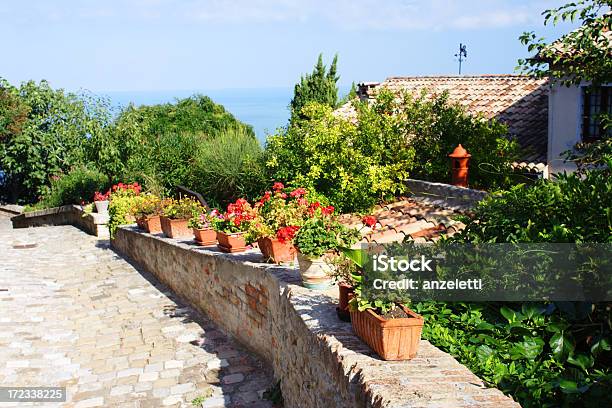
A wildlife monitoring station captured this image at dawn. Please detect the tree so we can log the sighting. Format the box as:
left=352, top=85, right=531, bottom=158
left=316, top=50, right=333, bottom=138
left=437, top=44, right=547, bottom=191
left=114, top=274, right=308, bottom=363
left=289, top=54, right=340, bottom=120
left=518, top=1, right=611, bottom=171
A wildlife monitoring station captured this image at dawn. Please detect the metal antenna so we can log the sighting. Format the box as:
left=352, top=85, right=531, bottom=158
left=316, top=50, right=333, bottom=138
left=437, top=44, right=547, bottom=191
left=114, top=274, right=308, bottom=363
left=455, top=43, right=467, bottom=75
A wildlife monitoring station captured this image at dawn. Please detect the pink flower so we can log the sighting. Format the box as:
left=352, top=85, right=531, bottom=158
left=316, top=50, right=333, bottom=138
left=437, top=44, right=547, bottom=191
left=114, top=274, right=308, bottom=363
left=273, top=182, right=284, bottom=191
left=290, top=187, right=307, bottom=198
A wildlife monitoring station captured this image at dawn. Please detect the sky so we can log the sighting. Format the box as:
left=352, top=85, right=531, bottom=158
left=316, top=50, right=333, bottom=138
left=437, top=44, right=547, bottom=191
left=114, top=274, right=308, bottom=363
left=0, top=0, right=581, bottom=92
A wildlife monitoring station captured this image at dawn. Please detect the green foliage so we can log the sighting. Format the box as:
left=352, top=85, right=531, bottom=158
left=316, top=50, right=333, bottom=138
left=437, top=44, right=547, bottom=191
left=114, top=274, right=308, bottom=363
left=266, top=100, right=414, bottom=212
left=290, top=54, right=339, bottom=120
left=517, top=0, right=612, bottom=87
left=161, top=197, right=203, bottom=220
left=25, top=167, right=109, bottom=211
left=0, top=78, right=112, bottom=203
left=414, top=301, right=611, bottom=408
left=108, top=190, right=142, bottom=238
left=267, top=89, right=517, bottom=212
left=456, top=162, right=612, bottom=243
left=399, top=90, right=520, bottom=189
left=293, top=217, right=359, bottom=258
left=192, top=127, right=268, bottom=208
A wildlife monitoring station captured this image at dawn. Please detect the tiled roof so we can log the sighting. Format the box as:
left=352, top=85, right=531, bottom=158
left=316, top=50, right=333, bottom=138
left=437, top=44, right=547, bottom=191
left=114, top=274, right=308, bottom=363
left=339, top=197, right=466, bottom=245
left=336, top=75, right=549, bottom=163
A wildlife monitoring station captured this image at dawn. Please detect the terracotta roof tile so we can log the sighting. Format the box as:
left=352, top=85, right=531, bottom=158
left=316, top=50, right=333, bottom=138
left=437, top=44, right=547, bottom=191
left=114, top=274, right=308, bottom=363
left=341, top=197, right=465, bottom=245
left=335, top=75, right=549, bottom=163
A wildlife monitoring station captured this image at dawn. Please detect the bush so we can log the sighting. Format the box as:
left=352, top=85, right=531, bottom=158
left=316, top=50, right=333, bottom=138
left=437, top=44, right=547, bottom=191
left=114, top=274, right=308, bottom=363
left=193, top=127, right=268, bottom=208
left=266, top=100, right=414, bottom=213
left=27, top=167, right=109, bottom=211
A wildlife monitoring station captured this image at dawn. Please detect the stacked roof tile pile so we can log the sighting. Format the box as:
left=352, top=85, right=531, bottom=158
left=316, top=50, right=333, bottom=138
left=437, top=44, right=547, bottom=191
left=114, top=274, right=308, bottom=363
left=338, top=197, right=466, bottom=244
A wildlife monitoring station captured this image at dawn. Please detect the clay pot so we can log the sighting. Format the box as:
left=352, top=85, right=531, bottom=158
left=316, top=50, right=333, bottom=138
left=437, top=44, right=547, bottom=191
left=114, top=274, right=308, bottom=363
left=296, top=252, right=335, bottom=290
left=217, top=231, right=246, bottom=253
left=258, top=237, right=296, bottom=263
left=136, top=215, right=162, bottom=234
left=193, top=228, right=217, bottom=246
left=94, top=200, right=109, bottom=214
left=337, top=283, right=354, bottom=321
left=350, top=305, right=424, bottom=361
left=159, top=216, right=191, bottom=238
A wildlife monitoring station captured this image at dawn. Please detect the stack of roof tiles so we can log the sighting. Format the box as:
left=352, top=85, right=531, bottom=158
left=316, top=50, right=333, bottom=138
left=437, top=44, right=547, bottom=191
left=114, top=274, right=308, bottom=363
left=338, top=198, right=466, bottom=244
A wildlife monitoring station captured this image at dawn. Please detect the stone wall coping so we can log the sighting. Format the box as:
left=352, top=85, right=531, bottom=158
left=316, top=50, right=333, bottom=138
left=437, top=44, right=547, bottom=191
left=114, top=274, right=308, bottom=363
left=406, top=179, right=488, bottom=211
left=12, top=204, right=109, bottom=224
left=0, top=204, right=24, bottom=215
left=114, top=225, right=520, bottom=408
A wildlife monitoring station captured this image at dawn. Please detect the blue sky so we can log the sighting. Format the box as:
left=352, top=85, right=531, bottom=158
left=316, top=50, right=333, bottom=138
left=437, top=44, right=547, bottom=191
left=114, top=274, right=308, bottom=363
left=1, top=0, right=580, bottom=92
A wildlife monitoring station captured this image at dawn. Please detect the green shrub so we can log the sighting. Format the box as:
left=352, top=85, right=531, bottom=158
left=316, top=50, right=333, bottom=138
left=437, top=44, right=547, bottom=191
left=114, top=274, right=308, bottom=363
left=266, top=100, right=414, bottom=212
left=108, top=188, right=142, bottom=238
left=193, top=126, right=268, bottom=208
left=28, top=167, right=109, bottom=210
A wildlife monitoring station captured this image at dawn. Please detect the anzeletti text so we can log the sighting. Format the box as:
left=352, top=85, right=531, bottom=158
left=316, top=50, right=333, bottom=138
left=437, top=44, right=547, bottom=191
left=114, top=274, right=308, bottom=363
left=372, top=254, right=433, bottom=272
left=372, top=279, right=483, bottom=290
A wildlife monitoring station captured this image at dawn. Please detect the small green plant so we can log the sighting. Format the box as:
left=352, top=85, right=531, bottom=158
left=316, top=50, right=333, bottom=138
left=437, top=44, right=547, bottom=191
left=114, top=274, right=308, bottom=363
left=191, top=387, right=213, bottom=406
left=161, top=197, right=203, bottom=220
left=293, top=217, right=359, bottom=258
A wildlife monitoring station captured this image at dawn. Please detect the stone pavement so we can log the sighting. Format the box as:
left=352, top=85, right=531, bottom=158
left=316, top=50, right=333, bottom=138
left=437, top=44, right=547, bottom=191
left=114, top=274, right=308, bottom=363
left=0, top=215, right=275, bottom=408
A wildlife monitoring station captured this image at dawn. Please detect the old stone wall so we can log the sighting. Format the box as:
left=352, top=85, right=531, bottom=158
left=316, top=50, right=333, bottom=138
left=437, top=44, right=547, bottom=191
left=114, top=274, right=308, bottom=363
left=112, top=226, right=520, bottom=408
left=11, top=205, right=109, bottom=237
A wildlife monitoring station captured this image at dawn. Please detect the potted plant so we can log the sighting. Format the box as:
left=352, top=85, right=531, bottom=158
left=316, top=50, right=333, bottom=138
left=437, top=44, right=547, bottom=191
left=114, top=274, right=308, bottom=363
left=249, top=183, right=310, bottom=263
left=132, top=194, right=164, bottom=233
left=160, top=198, right=203, bottom=239
left=189, top=210, right=218, bottom=246
left=93, top=190, right=110, bottom=214
left=211, top=198, right=255, bottom=253
left=293, top=213, right=359, bottom=290
left=349, top=290, right=424, bottom=361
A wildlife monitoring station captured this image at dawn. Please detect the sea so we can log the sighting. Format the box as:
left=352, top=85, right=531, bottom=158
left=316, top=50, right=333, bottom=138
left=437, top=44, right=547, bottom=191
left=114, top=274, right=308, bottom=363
left=100, top=88, right=294, bottom=146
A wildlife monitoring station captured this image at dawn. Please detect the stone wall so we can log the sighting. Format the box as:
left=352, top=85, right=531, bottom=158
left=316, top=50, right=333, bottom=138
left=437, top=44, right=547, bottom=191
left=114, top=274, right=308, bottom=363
left=11, top=205, right=109, bottom=238
left=112, top=226, right=520, bottom=408
left=406, top=178, right=489, bottom=211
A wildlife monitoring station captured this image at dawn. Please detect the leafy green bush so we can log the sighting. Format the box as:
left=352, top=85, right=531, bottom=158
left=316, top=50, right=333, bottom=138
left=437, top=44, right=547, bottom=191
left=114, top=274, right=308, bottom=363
left=456, top=161, right=612, bottom=243
left=193, top=126, right=268, bottom=208
left=414, top=301, right=611, bottom=407
left=0, top=79, right=112, bottom=203
left=266, top=100, right=414, bottom=212
left=108, top=187, right=142, bottom=238
left=26, top=167, right=109, bottom=211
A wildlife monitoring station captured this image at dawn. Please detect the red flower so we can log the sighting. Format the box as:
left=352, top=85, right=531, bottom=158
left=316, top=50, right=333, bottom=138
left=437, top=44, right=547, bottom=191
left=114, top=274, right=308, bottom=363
left=362, top=215, right=377, bottom=228
left=322, top=205, right=334, bottom=216
left=272, top=182, right=284, bottom=191
left=297, top=198, right=308, bottom=207
left=276, top=225, right=300, bottom=243
left=290, top=187, right=307, bottom=198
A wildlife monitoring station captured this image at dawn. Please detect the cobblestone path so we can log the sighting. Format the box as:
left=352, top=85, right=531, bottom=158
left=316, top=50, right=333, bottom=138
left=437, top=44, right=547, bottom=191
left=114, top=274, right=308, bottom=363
left=0, top=215, right=274, bottom=408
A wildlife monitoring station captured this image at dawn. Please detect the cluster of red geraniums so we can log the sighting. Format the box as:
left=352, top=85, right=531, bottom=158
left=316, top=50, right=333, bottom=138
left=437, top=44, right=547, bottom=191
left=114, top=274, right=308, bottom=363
left=111, top=182, right=141, bottom=196
left=211, top=198, right=257, bottom=234
left=93, top=190, right=110, bottom=202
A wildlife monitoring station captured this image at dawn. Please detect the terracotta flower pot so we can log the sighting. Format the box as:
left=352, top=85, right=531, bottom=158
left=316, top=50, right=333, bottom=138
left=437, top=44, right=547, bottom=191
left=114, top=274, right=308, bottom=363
left=337, top=283, right=354, bottom=322
left=136, top=215, right=162, bottom=234
left=258, top=237, right=296, bottom=263
left=94, top=200, right=109, bottom=214
left=350, top=305, right=424, bottom=361
left=160, top=216, right=191, bottom=238
left=193, top=228, right=217, bottom=246
left=216, top=231, right=246, bottom=253
left=296, top=252, right=335, bottom=290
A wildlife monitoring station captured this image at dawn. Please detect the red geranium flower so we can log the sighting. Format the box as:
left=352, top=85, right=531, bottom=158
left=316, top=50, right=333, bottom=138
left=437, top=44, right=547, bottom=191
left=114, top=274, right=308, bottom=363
left=272, top=182, right=284, bottom=191
left=276, top=225, right=300, bottom=243
left=321, top=205, right=334, bottom=216
left=362, top=215, right=377, bottom=228
left=290, top=187, right=307, bottom=198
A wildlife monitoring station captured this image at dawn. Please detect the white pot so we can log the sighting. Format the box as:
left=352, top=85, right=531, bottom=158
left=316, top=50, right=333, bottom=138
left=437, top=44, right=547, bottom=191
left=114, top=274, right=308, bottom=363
left=94, top=200, right=109, bottom=214
left=297, top=252, right=335, bottom=290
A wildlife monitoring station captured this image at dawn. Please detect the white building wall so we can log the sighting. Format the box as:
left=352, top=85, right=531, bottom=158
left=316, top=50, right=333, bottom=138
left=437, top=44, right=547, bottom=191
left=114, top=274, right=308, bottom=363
left=547, top=82, right=582, bottom=175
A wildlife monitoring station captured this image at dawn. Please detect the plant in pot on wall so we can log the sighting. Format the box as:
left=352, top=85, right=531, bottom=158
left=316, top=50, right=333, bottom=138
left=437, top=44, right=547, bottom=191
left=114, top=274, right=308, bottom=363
left=249, top=183, right=313, bottom=263
left=93, top=190, right=110, bottom=214
left=160, top=198, right=203, bottom=239
left=348, top=273, right=424, bottom=361
left=211, top=198, right=255, bottom=253
left=189, top=210, right=218, bottom=246
left=293, top=206, right=360, bottom=290
left=132, top=194, right=164, bottom=233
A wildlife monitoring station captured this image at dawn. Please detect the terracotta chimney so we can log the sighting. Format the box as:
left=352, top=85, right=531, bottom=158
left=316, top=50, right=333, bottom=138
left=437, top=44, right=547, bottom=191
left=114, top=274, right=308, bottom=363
left=448, top=144, right=471, bottom=187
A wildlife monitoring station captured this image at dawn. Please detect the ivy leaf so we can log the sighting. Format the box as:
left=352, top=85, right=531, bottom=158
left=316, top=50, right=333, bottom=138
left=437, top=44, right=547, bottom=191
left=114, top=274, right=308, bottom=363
left=591, top=338, right=611, bottom=356
left=567, top=353, right=594, bottom=371
left=550, top=331, right=575, bottom=361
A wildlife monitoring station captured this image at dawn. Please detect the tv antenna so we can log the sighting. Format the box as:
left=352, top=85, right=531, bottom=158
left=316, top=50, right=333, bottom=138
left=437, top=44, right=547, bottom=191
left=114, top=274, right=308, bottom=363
left=455, top=43, right=467, bottom=75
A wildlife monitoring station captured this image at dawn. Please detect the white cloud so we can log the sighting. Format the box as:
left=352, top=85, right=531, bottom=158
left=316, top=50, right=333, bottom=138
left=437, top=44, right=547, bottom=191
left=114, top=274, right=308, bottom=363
left=7, top=0, right=559, bottom=31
